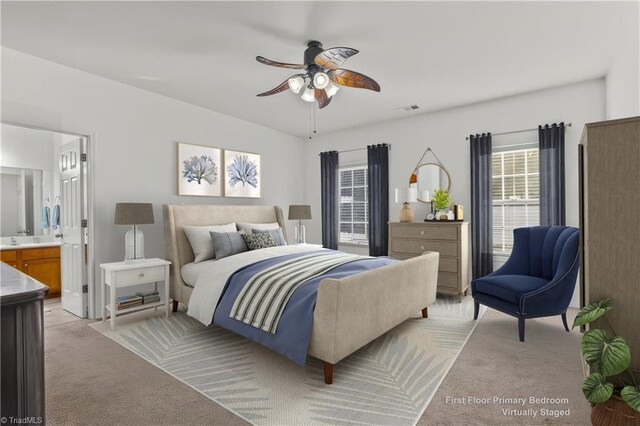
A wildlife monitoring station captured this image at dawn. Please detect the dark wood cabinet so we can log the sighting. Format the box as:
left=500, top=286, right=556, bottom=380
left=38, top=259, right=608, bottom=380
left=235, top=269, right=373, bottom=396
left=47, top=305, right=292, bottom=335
left=1, top=262, right=48, bottom=423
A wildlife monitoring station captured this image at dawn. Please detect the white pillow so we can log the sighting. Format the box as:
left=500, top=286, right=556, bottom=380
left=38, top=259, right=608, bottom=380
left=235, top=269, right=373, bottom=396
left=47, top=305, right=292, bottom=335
left=236, top=222, right=280, bottom=235
left=183, top=223, right=236, bottom=263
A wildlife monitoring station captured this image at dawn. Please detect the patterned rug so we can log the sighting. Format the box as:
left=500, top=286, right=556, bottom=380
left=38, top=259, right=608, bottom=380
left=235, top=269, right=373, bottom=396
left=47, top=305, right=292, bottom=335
left=90, top=295, right=484, bottom=425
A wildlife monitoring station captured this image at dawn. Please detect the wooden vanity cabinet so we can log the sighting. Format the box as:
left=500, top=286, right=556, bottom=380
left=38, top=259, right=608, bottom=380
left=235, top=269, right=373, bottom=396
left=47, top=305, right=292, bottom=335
left=1, top=246, right=61, bottom=297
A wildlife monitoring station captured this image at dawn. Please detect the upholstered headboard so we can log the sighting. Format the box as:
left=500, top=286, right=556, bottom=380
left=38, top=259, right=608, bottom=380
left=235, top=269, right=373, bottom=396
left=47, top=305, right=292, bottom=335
left=163, top=204, right=287, bottom=305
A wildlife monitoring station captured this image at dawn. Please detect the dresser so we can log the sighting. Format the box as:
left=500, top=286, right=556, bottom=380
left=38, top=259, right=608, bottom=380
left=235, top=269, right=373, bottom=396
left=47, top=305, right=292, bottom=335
left=1, top=262, right=48, bottom=423
left=389, top=221, right=469, bottom=302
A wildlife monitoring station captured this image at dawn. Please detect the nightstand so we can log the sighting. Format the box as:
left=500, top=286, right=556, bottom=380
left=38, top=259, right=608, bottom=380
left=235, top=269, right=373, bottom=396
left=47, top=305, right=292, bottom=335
left=100, top=258, right=171, bottom=330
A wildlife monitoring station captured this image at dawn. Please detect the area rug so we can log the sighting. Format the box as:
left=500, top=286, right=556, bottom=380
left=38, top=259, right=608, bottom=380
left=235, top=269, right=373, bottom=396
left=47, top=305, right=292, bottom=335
left=90, top=295, right=484, bottom=425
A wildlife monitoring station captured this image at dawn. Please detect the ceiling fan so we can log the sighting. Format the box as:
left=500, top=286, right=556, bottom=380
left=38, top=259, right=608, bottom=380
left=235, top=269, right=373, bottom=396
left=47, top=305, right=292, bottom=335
left=256, top=40, right=381, bottom=109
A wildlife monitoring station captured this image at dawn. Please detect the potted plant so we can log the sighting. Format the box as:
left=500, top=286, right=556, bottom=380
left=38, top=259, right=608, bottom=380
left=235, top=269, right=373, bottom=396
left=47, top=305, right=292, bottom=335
left=573, top=298, right=640, bottom=425
left=431, top=188, right=452, bottom=220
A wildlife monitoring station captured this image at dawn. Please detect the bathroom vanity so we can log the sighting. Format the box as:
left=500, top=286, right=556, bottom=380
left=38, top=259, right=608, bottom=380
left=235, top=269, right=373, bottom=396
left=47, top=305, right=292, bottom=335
left=0, top=244, right=61, bottom=297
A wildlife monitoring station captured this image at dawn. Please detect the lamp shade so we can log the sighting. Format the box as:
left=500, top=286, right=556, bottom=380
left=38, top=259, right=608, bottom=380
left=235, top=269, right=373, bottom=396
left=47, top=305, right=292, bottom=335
left=288, top=205, right=312, bottom=220
left=394, top=188, right=417, bottom=203
left=114, top=203, right=154, bottom=225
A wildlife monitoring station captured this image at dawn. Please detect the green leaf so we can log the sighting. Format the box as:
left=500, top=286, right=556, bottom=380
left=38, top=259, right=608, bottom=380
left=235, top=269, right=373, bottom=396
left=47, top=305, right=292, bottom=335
left=573, top=298, right=613, bottom=328
left=581, top=329, right=631, bottom=376
left=621, top=386, right=640, bottom=412
left=582, top=373, right=614, bottom=403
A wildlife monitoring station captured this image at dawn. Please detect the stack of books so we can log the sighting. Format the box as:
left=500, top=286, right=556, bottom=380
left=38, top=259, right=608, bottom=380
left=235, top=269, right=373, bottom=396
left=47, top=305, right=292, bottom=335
left=116, top=294, right=143, bottom=310
left=135, top=290, right=161, bottom=304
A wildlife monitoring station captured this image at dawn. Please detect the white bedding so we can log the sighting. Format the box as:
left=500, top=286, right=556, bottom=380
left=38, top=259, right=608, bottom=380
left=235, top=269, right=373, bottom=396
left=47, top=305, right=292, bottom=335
left=181, top=260, right=217, bottom=287
left=187, top=243, right=326, bottom=325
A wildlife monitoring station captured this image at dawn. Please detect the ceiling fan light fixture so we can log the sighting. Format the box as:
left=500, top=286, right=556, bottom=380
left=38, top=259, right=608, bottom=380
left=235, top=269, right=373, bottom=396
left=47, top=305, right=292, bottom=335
left=325, top=81, right=340, bottom=97
left=288, top=76, right=305, bottom=94
left=301, top=86, right=315, bottom=102
left=313, top=72, right=329, bottom=89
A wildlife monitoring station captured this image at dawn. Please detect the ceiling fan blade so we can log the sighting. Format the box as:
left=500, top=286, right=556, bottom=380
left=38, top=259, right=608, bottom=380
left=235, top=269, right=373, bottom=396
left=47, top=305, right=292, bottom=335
left=314, top=88, right=332, bottom=109
left=314, top=47, right=359, bottom=70
left=256, top=78, right=292, bottom=97
left=256, top=56, right=306, bottom=70
left=328, top=69, right=381, bottom=92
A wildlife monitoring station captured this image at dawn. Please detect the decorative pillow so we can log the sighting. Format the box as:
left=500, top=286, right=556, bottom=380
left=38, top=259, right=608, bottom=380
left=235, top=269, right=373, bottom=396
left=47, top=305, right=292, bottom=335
left=184, top=223, right=236, bottom=263
left=209, top=231, right=248, bottom=260
left=236, top=222, right=280, bottom=235
left=242, top=233, right=277, bottom=251
left=252, top=228, right=287, bottom=246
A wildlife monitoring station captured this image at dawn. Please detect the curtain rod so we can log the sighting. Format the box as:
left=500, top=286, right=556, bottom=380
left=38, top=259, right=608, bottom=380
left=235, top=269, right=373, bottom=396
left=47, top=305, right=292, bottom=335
left=465, top=123, right=572, bottom=140
left=318, top=144, right=392, bottom=156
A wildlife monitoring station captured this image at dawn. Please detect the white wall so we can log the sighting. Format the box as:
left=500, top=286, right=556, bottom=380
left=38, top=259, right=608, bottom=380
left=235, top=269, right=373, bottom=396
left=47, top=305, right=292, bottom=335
left=1, top=47, right=306, bottom=317
left=605, top=1, right=640, bottom=120
left=1, top=124, right=54, bottom=170
left=304, top=78, right=606, bottom=307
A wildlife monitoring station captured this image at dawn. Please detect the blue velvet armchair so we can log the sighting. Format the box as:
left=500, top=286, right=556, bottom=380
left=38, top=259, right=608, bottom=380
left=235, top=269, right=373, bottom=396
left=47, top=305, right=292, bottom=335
left=471, top=226, right=579, bottom=342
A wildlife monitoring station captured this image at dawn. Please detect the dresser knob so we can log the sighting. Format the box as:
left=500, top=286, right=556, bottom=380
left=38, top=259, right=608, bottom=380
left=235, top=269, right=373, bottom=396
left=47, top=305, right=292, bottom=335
left=420, top=246, right=425, bottom=250
left=420, top=231, right=424, bottom=235
left=138, top=273, right=145, bottom=278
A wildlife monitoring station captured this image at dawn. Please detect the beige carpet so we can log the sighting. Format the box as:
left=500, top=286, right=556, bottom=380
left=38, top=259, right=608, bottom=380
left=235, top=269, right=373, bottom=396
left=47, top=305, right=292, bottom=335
left=43, top=297, right=590, bottom=425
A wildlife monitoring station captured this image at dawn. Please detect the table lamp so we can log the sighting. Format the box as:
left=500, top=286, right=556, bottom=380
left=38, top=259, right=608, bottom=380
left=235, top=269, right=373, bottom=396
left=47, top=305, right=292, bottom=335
left=288, top=205, right=312, bottom=244
left=395, top=187, right=417, bottom=222
left=114, top=203, right=154, bottom=263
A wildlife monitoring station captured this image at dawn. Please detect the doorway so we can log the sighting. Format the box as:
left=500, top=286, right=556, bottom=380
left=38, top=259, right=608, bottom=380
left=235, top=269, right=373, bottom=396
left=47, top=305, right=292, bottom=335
left=0, top=122, right=94, bottom=318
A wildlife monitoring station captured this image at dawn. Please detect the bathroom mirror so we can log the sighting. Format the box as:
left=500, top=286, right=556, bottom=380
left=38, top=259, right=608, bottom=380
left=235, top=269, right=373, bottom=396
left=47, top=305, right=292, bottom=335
left=413, top=163, right=451, bottom=202
left=0, top=166, right=52, bottom=238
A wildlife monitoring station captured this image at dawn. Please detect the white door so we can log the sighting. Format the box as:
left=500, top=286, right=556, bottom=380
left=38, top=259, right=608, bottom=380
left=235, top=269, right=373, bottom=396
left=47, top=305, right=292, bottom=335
left=59, top=139, right=86, bottom=317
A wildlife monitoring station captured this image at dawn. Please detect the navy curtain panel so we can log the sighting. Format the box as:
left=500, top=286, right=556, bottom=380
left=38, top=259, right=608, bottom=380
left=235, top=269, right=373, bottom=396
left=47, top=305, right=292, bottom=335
left=320, top=151, right=339, bottom=249
left=539, top=122, right=566, bottom=226
left=470, top=133, right=494, bottom=279
left=367, top=144, right=390, bottom=256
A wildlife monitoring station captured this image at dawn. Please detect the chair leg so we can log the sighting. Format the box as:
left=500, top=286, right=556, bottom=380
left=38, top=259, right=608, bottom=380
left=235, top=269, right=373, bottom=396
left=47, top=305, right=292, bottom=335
left=561, top=313, right=570, bottom=332
left=324, top=362, right=333, bottom=385
left=518, top=318, right=525, bottom=342
left=172, top=300, right=179, bottom=313
left=421, top=307, right=429, bottom=318
left=473, top=301, right=479, bottom=320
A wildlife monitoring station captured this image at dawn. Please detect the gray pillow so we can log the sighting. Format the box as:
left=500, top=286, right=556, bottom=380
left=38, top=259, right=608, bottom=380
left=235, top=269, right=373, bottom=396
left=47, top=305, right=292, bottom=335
left=252, top=228, right=287, bottom=246
left=209, top=231, right=248, bottom=260
left=242, top=233, right=277, bottom=251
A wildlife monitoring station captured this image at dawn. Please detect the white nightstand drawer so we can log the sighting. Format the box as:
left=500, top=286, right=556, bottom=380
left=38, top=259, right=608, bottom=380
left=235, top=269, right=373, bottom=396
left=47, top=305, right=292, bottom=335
left=107, top=266, right=165, bottom=287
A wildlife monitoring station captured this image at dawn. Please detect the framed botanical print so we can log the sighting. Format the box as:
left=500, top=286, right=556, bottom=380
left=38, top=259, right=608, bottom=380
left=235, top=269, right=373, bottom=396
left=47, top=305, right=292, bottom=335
left=177, top=142, right=222, bottom=197
left=224, top=150, right=261, bottom=198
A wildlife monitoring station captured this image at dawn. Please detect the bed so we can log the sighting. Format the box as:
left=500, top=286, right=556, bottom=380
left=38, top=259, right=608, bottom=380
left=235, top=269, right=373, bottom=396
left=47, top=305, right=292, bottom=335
left=163, top=204, right=439, bottom=384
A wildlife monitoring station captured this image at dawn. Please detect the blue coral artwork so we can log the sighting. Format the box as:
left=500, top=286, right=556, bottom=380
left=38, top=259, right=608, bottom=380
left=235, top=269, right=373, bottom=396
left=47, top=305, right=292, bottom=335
left=177, top=142, right=222, bottom=196
left=224, top=150, right=261, bottom=198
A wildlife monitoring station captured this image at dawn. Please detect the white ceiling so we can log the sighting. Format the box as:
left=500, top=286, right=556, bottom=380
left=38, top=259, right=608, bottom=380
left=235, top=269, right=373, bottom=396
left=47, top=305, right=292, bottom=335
left=1, top=1, right=638, bottom=137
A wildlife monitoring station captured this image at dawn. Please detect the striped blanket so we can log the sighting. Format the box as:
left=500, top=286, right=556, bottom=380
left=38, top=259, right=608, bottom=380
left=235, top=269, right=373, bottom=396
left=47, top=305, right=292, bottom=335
left=230, top=252, right=366, bottom=333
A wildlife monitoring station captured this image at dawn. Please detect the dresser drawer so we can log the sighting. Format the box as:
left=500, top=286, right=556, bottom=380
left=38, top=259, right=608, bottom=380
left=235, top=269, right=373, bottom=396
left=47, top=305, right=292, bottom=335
left=22, top=246, right=60, bottom=261
left=390, top=225, right=458, bottom=241
left=438, top=272, right=459, bottom=289
left=390, top=239, right=458, bottom=257
left=0, top=250, right=18, bottom=262
left=439, top=257, right=459, bottom=273
left=107, top=265, right=165, bottom=287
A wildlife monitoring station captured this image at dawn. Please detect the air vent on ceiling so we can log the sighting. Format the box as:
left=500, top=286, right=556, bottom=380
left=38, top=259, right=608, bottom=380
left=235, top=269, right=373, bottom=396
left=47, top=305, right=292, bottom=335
left=393, top=104, right=420, bottom=112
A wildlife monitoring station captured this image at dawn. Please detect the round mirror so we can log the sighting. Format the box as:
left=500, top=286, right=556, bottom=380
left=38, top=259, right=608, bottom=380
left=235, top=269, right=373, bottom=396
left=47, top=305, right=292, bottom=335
left=412, top=163, right=451, bottom=202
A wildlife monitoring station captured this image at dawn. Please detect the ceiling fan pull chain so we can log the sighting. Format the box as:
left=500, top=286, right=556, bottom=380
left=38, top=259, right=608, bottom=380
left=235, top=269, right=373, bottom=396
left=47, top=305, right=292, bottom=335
left=308, top=102, right=313, bottom=140
left=314, top=104, right=318, bottom=135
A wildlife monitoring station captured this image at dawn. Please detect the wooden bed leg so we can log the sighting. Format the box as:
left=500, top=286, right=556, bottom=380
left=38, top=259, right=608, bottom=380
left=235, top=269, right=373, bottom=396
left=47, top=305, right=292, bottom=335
left=421, top=307, right=429, bottom=318
left=172, top=300, right=179, bottom=313
left=324, top=362, right=333, bottom=385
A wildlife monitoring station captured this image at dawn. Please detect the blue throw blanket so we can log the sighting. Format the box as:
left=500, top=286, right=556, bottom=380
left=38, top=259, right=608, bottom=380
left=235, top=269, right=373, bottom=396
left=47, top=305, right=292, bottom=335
left=213, top=250, right=397, bottom=366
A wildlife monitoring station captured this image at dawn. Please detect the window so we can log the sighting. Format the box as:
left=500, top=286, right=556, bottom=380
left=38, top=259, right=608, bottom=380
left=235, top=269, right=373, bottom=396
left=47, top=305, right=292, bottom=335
left=339, top=166, right=368, bottom=245
left=492, top=148, right=539, bottom=255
